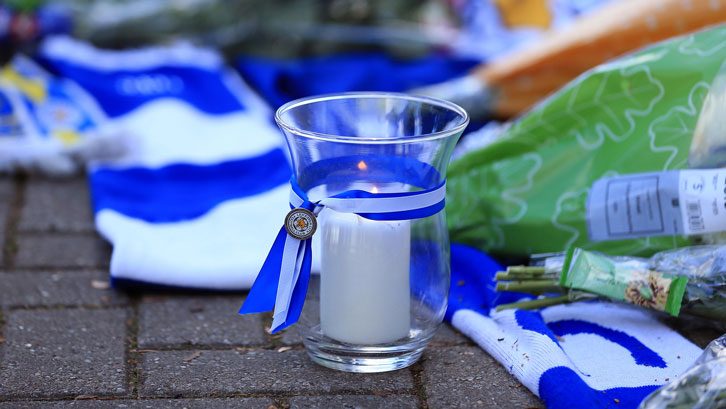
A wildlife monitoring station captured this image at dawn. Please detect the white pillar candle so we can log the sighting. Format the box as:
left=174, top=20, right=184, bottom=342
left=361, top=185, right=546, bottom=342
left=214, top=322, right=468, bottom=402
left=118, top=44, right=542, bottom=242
left=319, top=208, right=411, bottom=344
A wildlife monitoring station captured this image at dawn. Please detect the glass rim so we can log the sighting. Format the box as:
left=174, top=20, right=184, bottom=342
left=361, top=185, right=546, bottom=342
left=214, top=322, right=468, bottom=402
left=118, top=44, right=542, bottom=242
left=274, top=91, right=470, bottom=144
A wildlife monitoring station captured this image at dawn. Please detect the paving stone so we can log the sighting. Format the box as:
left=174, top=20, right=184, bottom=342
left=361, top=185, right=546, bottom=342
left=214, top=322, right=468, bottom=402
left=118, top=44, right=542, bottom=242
left=422, top=346, right=543, bottom=409
left=0, top=178, right=13, bottom=266
left=682, top=326, right=723, bottom=349
left=0, top=398, right=277, bottom=408
left=289, top=395, right=419, bottom=409
left=138, top=296, right=267, bottom=348
left=662, top=316, right=723, bottom=349
left=140, top=350, right=413, bottom=397
left=430, top=323, right=471, bottom=345
left=0, top=271, right=126, bottom=308
left=19, top=178, right=94, bottom=232
left=15, top=234, right=111, bottom=268
left=0, top=178, right=12, bottom=205
left=276, top=325, right=303, bottom=346
left=0, top=309, right=127, bottom=398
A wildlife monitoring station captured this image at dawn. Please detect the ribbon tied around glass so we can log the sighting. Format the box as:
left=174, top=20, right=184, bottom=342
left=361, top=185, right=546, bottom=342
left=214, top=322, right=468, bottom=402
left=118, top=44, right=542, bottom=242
left=238, top=155, right=446, bottom=333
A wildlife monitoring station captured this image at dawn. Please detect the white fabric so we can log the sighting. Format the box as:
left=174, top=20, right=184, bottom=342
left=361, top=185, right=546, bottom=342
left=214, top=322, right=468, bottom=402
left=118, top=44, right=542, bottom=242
left=94, top=98, right=282, bottom=169
left=451, top=302, right=702, bottom=398
left=97, top=186, right=289, bottom=290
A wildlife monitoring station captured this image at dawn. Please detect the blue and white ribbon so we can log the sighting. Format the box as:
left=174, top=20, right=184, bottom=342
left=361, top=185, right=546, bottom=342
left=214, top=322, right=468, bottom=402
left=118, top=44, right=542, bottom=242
left=239, top=165, right=446, bottom=333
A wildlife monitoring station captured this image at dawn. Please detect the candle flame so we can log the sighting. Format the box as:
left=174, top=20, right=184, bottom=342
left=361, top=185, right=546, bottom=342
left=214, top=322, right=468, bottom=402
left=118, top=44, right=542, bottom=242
left=357, top=161, right=368, bottom=171
left=371, top=186, right=379, bottom=194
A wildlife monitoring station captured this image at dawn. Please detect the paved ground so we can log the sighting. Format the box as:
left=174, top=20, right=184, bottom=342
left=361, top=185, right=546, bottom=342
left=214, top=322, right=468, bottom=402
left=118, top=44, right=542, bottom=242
left=0, top=175, right=721, bottom=409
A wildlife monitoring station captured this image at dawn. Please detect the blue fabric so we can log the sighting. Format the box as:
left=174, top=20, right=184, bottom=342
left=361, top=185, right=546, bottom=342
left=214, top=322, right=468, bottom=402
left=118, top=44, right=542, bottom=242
left=40, top=59, right=247, bottom=118
left=539, top=367, right=660, bottom=409
left=236, top=52, right=480, bottom=108
left=447, top=243, right=532, bottom=320
left=355, top=201, right=446, bottom=221
left=410, top=240, right=448, bottom=312
left=290, top=155, right=448, bottom=222
left=287, top=237, right=313, bottom=331
left=515, top=310, right=561, bottom=345
left=0, top=89, right=21, bottom=135
left=90, top=148, right=290, bottom=222
left=447, top=244, right=497, bottom=320
left=327, top=178, right=446, bottom=222
left=239, top=226, right=289, bottom=314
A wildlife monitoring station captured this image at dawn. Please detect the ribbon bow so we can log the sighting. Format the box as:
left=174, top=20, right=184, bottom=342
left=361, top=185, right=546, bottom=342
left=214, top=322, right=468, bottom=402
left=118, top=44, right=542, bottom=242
left=239, top=173, right=447, bottom=333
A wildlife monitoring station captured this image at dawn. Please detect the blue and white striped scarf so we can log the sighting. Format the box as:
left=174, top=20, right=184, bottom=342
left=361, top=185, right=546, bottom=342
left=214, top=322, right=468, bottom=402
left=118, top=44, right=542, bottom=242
left=39, top=36, right=292, bottom=290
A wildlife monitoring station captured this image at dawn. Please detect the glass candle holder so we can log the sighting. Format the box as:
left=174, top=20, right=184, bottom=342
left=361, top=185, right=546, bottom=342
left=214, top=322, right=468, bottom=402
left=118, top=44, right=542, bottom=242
left=275, top=92, right=468, bottom=373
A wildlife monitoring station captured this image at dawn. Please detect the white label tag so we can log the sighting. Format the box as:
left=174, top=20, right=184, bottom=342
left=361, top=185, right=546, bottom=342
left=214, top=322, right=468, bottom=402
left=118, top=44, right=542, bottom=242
left=586, top=169, right=726, bottom=241
left=679, top=169, right=726, bottom=235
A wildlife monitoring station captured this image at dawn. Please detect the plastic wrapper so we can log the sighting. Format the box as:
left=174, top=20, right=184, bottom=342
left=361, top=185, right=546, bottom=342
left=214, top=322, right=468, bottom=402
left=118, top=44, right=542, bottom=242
left=638, top=334, right=726, bottom=409
left=447, top=25, right=726, bottom=258
left=652, top=246, right=726, bottom=322
left=688, top=59, right=726, bottom=247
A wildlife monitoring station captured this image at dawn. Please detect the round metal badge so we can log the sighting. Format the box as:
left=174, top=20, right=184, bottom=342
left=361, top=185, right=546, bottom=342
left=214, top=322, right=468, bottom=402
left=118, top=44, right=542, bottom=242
left=284, top=208, right=317, bottom=240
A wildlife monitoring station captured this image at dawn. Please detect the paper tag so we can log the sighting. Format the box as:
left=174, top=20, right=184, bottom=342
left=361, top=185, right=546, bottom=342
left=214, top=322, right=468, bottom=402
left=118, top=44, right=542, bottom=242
left=679, top=169, right=726, bottom=235
left=586, top=169, right=726, bottom=241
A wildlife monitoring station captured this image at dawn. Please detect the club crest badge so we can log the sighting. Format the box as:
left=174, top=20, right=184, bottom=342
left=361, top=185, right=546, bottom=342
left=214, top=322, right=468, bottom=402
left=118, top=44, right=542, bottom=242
left=284, top=208, right=317, bottom=240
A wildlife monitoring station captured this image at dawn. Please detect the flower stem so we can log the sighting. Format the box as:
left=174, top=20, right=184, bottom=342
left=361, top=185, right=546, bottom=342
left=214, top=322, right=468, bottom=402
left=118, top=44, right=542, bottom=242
left=495, top=280, right=564, bottom=294
left=496, top=295, right=573, bottom=312
left=506, top=266, right=547, bottom=275
left=496, top=272, right=550, bottom=281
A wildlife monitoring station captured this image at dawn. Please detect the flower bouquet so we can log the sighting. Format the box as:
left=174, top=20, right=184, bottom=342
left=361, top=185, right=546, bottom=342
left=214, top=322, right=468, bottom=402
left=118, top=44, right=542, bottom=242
left=496, top=245, right=726, bottom=323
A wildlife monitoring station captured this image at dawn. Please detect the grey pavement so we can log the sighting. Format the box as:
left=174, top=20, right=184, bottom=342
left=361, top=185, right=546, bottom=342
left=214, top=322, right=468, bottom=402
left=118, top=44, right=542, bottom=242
left=0, top=175, right=715, bottom=408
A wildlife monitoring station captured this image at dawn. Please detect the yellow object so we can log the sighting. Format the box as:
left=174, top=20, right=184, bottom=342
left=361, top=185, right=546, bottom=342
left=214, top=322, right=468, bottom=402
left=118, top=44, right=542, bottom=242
left=54, top=129, right=81, bottom=146
left=0, top=66, right=47, bottom=102
left=493, top=0, right=552, bottom=29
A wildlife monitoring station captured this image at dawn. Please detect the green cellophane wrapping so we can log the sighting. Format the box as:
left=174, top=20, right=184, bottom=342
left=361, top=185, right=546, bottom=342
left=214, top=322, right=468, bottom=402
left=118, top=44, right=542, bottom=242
left=447, top=25, right=726, bottom=258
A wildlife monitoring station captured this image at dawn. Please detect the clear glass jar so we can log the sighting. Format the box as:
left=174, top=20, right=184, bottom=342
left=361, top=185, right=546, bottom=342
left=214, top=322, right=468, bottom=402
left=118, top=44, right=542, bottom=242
left=275, top=92, right=468, bottom=373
